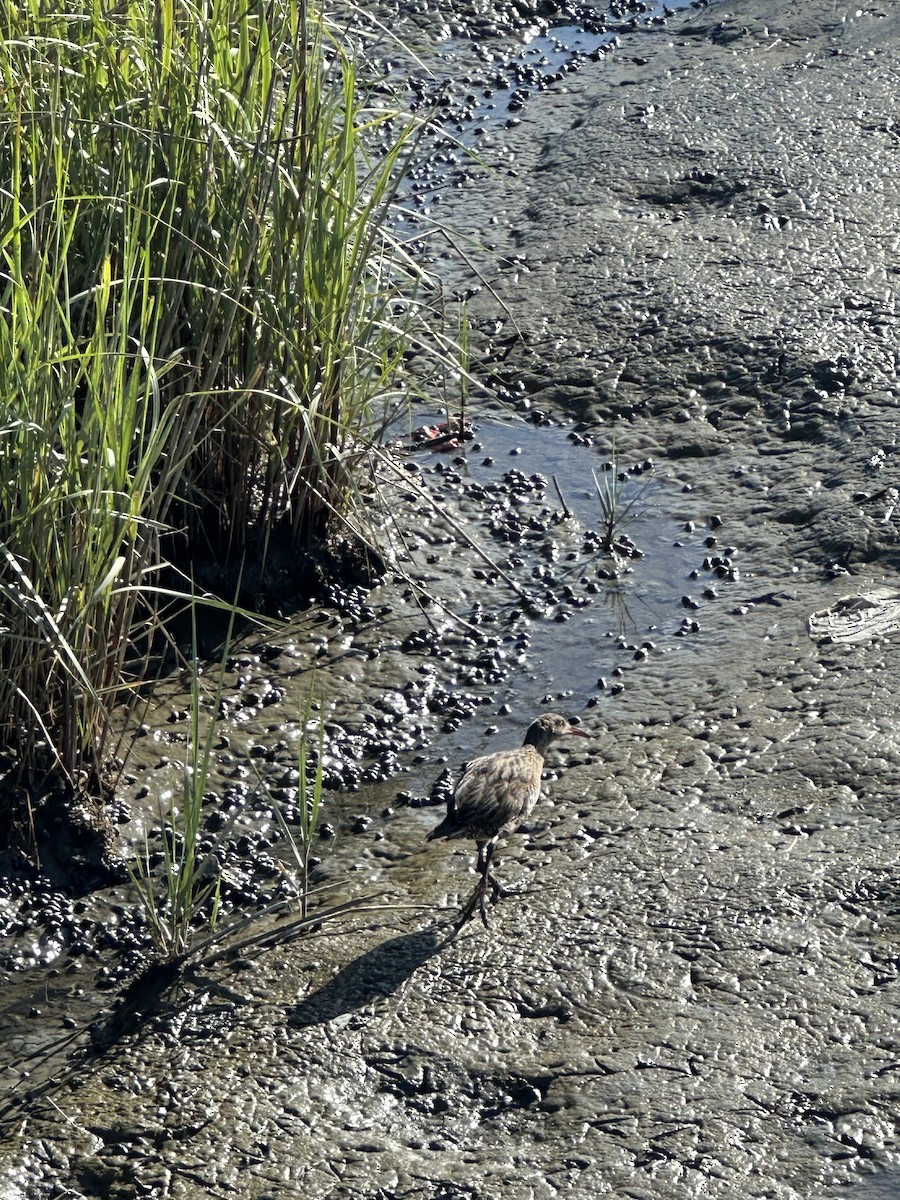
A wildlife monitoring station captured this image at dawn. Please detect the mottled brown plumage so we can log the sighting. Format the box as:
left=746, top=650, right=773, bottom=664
left=428, top=713, right=589, bottom=928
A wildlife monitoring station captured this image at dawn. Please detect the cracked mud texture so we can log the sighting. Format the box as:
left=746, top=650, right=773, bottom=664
left=3, top=0, right=900, bottom=1196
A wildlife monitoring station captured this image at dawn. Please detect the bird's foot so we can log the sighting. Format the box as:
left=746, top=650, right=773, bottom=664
left=487, top=872, right=521, bottom=904
left=456, top=877, right=491, bottom=930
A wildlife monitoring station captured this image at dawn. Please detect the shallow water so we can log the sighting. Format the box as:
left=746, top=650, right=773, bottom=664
left=412, top=414, right=729, bottom=732
left=440, top=2, right=700, bottom=132
left=395, top=0, right=713, bottom=238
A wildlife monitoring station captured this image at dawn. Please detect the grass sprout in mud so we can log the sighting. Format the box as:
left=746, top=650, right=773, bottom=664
left=130, top=642, right=366, bottom=962
left=129, top=610, right=229, bottom=960
left=272, top=699, right=327, bottom=921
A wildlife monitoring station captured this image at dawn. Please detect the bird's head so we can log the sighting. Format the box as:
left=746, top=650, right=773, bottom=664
left=523, top=713, right=590, bottom=754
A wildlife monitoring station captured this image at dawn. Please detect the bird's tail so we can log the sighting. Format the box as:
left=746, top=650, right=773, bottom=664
left=428, top=814, right=470, bottom=841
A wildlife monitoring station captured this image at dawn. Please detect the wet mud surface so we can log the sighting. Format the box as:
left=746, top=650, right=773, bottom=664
left=3, top=0, right=900, bottom=1195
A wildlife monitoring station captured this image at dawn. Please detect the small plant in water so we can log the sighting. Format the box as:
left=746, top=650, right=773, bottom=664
left=592, top=443, right=652, bottom=559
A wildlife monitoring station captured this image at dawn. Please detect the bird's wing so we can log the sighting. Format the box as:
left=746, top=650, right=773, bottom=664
left=452, top=747, right=543, bottom=835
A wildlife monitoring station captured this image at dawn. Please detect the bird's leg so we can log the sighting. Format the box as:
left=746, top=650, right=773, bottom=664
left=455, top=843, right=491, bottom=929
left=485, top=843, right=532, bottom=903
left=484, top=841, right=513, bottom=905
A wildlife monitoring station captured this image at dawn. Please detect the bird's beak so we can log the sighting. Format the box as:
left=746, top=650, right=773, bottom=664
left=566, top=725, right=590, bottom=737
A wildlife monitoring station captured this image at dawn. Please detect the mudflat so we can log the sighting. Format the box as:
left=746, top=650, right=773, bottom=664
left=3, top=2, right=899, bottom=1198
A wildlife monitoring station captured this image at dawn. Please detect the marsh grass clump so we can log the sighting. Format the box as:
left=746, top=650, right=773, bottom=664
left=0, top=0, right=430, bottom=823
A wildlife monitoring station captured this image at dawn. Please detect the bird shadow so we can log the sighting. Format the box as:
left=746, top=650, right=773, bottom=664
left=286, top=921, right=458, bottom=1027
left=288, top=923, right=452, bottom=1029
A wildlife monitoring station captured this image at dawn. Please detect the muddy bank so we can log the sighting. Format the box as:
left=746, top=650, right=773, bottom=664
left=3, top=0, right=900, bottom=1197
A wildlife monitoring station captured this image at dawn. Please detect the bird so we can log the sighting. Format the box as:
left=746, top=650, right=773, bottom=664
left=427, top=713, right=589, bottom=929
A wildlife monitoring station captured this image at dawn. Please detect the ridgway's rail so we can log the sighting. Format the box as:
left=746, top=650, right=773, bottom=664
left=428, top=713, right=589, bottom=929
